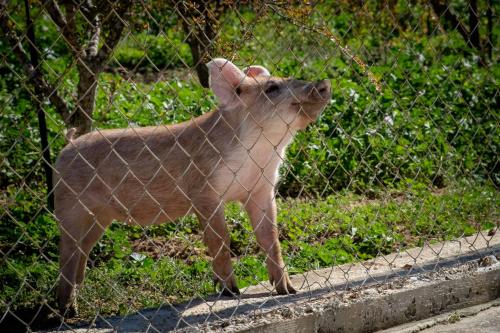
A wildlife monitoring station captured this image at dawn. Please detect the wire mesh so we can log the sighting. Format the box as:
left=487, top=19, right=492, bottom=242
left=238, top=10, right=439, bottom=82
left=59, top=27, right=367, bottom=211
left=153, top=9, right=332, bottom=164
left=0, top=0, right=498, bottom=331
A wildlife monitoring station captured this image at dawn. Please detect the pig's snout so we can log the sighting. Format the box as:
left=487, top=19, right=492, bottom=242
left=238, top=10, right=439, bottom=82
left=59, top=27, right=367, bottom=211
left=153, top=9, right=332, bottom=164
left=306, top=80, right=331, bottom=102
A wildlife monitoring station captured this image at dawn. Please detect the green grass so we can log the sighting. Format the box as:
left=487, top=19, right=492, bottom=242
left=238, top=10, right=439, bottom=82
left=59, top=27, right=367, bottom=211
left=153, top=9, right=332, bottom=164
left=1, top=181, right=497, bottom=319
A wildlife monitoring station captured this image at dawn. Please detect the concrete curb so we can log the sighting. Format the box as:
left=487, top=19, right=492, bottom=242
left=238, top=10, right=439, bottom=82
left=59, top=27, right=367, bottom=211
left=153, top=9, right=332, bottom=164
left=241, top=262, right=499, bottom=333
left=378, top=298, right=500, bottom=333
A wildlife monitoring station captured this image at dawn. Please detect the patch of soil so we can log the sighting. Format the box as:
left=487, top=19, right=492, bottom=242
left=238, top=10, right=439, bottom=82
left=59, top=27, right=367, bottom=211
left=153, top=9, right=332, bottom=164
left=131, top=235, right=208, bottom=262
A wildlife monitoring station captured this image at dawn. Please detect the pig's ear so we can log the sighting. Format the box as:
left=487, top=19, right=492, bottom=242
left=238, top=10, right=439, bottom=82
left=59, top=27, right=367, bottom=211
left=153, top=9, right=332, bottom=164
left=207, top=58, right=245, bottom=107
left=243, top=65, right=270, bottom=78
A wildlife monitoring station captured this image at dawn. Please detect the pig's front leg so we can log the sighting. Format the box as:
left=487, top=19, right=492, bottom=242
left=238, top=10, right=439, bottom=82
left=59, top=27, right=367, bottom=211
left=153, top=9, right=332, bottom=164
left=195, top=203, right=239, bottom=296
left=244, top=191, right=296, bottom=295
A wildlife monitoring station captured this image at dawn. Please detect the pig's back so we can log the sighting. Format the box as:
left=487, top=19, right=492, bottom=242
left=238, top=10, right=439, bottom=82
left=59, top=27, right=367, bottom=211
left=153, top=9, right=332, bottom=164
left=54, top=126, right=187, bottom=209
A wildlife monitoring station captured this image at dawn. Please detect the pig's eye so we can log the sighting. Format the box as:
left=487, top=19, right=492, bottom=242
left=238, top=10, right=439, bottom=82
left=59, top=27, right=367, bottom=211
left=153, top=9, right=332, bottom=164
left=265, top=84, right=280, bottom=95
left=235, top=87, right=242, bottom=95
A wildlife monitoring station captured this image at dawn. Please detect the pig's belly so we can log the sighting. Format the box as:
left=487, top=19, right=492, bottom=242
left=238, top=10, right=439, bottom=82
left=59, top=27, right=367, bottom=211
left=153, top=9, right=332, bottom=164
left=108, top=185, right=192, bottom=226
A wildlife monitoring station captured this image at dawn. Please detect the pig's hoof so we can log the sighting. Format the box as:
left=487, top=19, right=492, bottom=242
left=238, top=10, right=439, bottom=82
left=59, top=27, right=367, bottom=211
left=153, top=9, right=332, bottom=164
left=213, top=275, right=240, bottom=297
left=60, top=303, right=78, bottom=318
left=221, top=285, right=240, bottom=297
left=276, top=283, right=297, bottom=295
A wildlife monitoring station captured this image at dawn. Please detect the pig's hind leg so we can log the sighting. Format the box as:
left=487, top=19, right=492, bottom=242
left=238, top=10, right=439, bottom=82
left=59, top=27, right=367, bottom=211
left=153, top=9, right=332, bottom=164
left=56, top=204, right=112, bottom=318
left=57, top=208, right=101, bottom=317
left=195, top=202, right=239, bottom=296
left=74, top=213, right=112, bottom=286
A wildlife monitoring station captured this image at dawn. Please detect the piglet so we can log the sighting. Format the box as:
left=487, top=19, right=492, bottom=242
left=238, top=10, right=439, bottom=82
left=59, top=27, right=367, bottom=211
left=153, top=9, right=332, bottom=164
left=55, top=58, right=331, bottom=315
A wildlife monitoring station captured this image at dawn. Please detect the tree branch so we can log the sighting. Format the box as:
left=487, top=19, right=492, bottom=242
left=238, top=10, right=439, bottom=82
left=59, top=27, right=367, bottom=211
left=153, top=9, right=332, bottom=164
left=486, top=0, right=493, bottom=59
left=430, top=0, right=486, bottom=66
left=174, top=0, right=227, bottom=87
left=468, top=0, right=481, bottom=51
left=42, top=0, right=80, bottom=56
left=0, top=0, right=31, bottom=70
left=84, top=1, right=100, bottom=57
left=0, top=0, right=71, bottom=124
left=429, top=0, right=471, bottom=47
left=94, top=0, right=133, bottom=67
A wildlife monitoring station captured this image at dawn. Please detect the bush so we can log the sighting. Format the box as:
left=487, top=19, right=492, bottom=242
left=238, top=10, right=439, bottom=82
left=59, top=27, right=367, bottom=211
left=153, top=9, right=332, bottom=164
left=112, top=32, right=192, bottom=71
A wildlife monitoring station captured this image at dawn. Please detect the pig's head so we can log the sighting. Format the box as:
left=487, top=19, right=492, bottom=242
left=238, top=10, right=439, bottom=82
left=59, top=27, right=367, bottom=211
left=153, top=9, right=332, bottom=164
left=207, top=58, right=331, bottom=131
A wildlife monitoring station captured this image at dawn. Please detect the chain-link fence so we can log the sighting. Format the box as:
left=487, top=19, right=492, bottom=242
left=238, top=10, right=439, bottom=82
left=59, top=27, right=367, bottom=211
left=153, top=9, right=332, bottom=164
left=0, top=0, right=498, bottom=331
